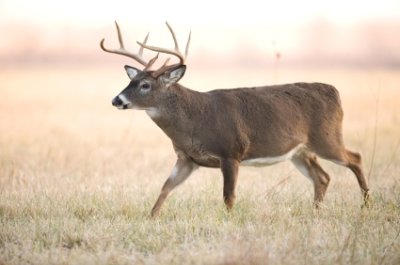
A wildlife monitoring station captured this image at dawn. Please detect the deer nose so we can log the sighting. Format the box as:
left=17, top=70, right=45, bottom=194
left=112, top=96, right=123, bottom=107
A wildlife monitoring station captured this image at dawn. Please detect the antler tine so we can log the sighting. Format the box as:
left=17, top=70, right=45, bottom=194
left=165, top=22, right=180, bottom=51
left=185, top=31, right=191, bottom=59
left=100, top=21, right=148, bottom=66
left=162, top=58, right=171, bottom=68
left=138, top=32, right=150, bottom=57
left=144, top=53, right=159, bottom=71
left=114, top=21, right=124, bottom=48
left=137, top=22, right=190, bottom=65
left=137, top=42, right=185, bottom=64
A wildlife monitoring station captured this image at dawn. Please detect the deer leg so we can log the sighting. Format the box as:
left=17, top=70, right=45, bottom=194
left=329, top=149, right=370, bottom=207
left=322, top=148, right=370, bottom=207
left=220, top=158, right=239, bottom=210
left=151, top=157, right=197, bottom=217
left=345, top=150, right=370, bottom=207
left=291, top=152, right=331, bottom=208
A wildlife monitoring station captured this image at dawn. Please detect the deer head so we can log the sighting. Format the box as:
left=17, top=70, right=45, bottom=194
left=100, top=22, right=191, bottom=110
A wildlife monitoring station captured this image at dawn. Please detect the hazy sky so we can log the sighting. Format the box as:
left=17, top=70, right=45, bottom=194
left=1, top=0, right=399, bottom=67
left=1, top=0, right=399, bottom=27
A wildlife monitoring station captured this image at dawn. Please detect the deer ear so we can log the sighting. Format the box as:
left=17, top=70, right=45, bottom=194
left=124, top=65, right=140, bottom=80
left=159, top=65, right=186, bottom=87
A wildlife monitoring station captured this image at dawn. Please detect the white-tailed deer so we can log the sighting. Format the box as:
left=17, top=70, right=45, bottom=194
left=101, top=22, right=370, bottom=216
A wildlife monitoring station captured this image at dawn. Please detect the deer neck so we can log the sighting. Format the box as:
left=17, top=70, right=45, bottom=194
left=145, top=84, right=206, bottom=143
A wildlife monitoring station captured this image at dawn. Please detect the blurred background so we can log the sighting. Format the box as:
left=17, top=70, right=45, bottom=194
left=1, top=0, right=399, bottom=69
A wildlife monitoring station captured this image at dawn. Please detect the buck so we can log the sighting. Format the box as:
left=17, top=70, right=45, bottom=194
left=101, top=22, right=370, bottom=216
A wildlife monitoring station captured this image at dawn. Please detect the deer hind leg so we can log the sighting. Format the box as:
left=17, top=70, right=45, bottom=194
left=328, top=149, right=370, bottom=207
left=291, top=150, right=331, bottom=208
left=150, top=157, right=197, bottom=217
left=220, top=158, right=239, bottom=210
left=346, top=150, right=370, bottom=206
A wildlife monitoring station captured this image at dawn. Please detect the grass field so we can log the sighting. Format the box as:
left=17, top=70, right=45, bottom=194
left=0, top=65, right=399, bottom=264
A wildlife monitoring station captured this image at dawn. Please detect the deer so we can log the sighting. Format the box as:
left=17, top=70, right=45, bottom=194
left=100, top=22, right=370, bottom=217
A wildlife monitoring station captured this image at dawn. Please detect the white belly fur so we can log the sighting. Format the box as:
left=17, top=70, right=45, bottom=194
left=241, top=144, right=304, bottom=167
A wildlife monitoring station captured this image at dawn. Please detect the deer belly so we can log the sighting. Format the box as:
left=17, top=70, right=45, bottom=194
left=241, top=144, right=304, bottom=167
left=190, top=154, right=221, bottom=168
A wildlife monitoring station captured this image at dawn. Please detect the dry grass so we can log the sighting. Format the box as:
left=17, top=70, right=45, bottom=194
left=0, top=65, right=399, bottom=264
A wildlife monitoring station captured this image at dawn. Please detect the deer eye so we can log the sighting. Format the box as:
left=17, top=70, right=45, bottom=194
left=140, top=82, right=151, bottom=92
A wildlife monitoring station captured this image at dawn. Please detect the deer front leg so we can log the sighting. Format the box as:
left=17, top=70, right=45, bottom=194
left=151, top=157, right=197, bottom=217
left=221, top=158, right=239, bottom=210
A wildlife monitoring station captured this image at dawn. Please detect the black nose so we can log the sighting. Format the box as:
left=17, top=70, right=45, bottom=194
left=112, top=96, right=122, bottom=107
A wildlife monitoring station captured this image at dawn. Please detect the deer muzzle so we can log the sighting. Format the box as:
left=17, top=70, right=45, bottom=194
left=112, top=94, right=132, bottom=109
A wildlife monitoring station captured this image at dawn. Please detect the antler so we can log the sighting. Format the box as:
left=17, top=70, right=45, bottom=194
left=100, top=21, right=150, bottom=67
left=137, top=22, right=191, bottom=65
left=101, top=21, right=190, bottom=71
